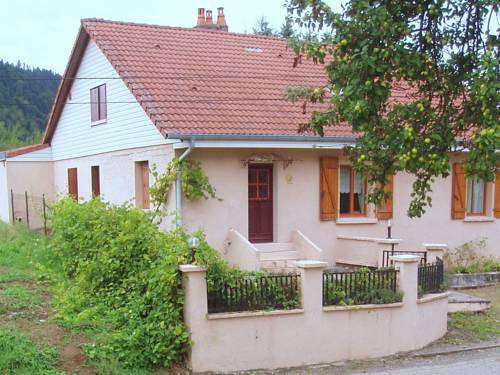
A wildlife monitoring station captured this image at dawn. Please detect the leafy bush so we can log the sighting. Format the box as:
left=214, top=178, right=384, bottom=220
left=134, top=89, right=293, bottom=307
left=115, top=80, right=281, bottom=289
left=324, top=268, right=403, bottom=306
left=444, top=239, right=500, bottom=274
left=0, top=328, right=64, bottom=375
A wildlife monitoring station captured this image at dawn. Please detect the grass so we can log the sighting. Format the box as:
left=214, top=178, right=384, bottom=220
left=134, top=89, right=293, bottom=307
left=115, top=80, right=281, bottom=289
left=444, top=285, right=500, bottom=344
left=0, top=328, right=64, bottom=375
left=0, top=285, right=41, bottom=314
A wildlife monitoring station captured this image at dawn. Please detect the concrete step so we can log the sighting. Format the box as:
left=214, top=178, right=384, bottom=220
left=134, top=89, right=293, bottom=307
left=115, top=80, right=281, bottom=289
left=448, top=291, right=491, bottom=313
left=260, top=259, right=300, bottom=270
left=255, top=242, right=294, bottom=252
left=258, top=250, right=299, bottom=261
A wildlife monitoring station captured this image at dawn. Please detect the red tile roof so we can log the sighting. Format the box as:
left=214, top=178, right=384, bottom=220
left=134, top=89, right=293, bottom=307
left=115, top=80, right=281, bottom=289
left=5, top=143, right=50, bottom=158
left=43, top=19, right=417, bottom=142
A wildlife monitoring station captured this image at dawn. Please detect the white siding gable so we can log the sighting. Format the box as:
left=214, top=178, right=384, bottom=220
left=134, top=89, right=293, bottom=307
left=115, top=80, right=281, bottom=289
left=50, top=40, right=166, bottom=161
left=9, top=147, right=53, bottom=162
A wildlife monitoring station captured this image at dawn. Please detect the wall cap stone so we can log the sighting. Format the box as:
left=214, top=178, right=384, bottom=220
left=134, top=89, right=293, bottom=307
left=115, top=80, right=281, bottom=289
left=294, top=260, right=328, bottom=269
left=390, top=254, right=421, bottom=263
left=337, top=234, right=402, bottom=244
left=179, top=264, right=207, bottom=273
left=323, top=302, right=403, bottom=312
left=423, top=243, right=448, bottom=250
left=207, top=308, right=304, bottom=320
left=417, top=292, right=449, bottom=304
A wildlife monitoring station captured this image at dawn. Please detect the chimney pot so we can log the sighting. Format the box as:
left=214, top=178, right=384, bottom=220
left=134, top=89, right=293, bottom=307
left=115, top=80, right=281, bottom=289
left=216, top=7, right=228, bottom=31
left=196, top=8, right=205, bottom=26
left=205, top=9, right=213, bottom=25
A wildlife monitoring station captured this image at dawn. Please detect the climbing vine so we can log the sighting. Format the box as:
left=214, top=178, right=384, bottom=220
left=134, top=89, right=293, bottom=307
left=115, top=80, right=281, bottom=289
left=150, top=157, right=220, bottom=217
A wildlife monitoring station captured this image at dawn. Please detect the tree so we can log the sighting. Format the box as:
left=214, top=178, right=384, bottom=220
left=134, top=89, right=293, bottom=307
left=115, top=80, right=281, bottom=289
left=252, top=16, right=278, bottom=36
left=286, top=0, right=499, bottom=217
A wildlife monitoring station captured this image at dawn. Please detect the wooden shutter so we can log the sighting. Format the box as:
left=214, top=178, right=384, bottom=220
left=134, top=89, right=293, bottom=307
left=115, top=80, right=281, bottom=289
left=494, top=168, right=500, bottom=219
left=451, top=162, right=466, bottom=219
left=98, top=84, right=107, bottom=120
left=91, top=166, right=100, bottom=198
left=320, top=157, right=339, bottom=220
left=377, top=175, right=393, bottom=220
left=67, top=168, right=78, bottom=200
left=90, top=87, right=99, bottom=122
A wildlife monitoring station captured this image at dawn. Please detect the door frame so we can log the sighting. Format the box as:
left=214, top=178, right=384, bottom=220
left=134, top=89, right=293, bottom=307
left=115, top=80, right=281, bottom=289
left=248, top=164, right=274, bottom=243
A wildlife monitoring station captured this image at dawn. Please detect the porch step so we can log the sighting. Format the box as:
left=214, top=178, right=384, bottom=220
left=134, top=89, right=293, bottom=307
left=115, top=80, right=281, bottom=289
left=260, top=259, right=299, bottom=270
left=448, top=291, right=491, bottom=313
left=255, top=242, right=295, bottom=252
left=258, top=250, right=299, bottom=261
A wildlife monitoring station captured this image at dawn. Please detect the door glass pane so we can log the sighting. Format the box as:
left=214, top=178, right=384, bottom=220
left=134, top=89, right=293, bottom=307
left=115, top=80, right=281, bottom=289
left=339, top=166, right=350, bottom=214
left=466, top=177, right=473, bottom=213
left=472, top=177, right=484, bottom=213
left=258, top=185, right=268, bottom=199
left=249, top=184, right=257, bottom=199
left=353, top=171, right=365, bottom=213
left=258, top=170, right=268, bottom=184
left=249, top=169, right=257, bottom=183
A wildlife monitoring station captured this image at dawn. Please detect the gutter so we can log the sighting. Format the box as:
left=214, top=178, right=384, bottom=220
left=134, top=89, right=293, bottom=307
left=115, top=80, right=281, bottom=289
left=167, top=133, right=357, bottom=143
left=176, top=140, right=194, bottom=228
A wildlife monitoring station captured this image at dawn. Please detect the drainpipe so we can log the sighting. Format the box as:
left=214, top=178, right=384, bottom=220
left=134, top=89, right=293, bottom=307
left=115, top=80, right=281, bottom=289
left=176, top=140, right=194, bottom=228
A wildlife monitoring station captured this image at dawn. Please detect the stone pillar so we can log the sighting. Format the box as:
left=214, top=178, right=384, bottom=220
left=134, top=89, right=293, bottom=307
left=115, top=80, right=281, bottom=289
left=179, top=264, right=208, bottom=372
left=294, top=260, right=328, bottom=314
left=376, top=238, right=402, bottom=268
left=423, top=243, right=448, bottom=264
left=390, top=254, right=420, bottom=304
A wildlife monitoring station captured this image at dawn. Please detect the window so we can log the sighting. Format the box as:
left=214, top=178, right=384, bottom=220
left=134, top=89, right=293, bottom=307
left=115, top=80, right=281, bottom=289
left=90, top=84, right=107, bottom=123
left=466, top=176, right=486, bottom=215
left=91, top=166, right=100, bottom=198
left=339, top=166, right=366, bottom=216
left=67, top=168, right=78, bottom=200
left=248, top=166, right=271, bottom=201
left=135, top=161, right=150, bottom=209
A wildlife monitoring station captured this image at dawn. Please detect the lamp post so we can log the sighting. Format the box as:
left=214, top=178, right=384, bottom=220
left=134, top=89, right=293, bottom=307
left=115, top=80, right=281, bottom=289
left=188, top=236, right=200, bottom=263
left=387, top=220, right=395, bottom=256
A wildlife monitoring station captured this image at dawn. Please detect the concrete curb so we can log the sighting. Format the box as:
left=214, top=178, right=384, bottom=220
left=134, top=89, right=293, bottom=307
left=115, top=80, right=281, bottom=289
left=409, top=342, right=500, bottom=358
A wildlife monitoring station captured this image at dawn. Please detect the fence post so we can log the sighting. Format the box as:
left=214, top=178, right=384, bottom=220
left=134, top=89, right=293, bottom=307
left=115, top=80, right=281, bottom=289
left=423, top=243, right=448, bottom=264
left=294, top=260, right=328, bottom=314
left=10, top=189, right=15, bottom=224
left=390, top=255, right=420, bottom=304
left=42, top=194, right=47, bottom=235
left=25, top=191, right=30, bottom=229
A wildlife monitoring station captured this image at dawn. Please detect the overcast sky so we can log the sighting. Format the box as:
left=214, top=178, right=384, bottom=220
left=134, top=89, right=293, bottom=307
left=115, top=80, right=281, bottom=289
left=0, top=0, right=342, bottom=74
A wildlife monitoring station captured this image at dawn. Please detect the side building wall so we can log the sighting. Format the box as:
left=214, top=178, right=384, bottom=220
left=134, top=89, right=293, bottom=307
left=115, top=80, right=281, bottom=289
left=182, top=148, right=500, bottom=261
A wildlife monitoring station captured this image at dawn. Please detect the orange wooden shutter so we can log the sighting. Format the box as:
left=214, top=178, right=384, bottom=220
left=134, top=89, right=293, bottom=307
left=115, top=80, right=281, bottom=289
left=141, top=161, right=150, bottom=209
left=377, top=175, right=393, bottom=220
left=67, top=168, right=78, bottom=200
left=494, top=168, right=500, bottom=219
left=451, top=162, right=466, bottom=219
left=91, top=166, right=100, bottom=198
left=320, top=157, right=339, bottom=220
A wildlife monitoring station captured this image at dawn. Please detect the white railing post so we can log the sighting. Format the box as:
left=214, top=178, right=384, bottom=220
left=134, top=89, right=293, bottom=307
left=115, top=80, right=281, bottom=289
left=294, top=260, right=328, bottom=314
left=390, top=255, right=420, bottom=304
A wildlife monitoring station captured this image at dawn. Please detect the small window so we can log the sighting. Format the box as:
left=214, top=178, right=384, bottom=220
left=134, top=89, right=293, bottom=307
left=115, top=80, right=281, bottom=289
left=91, top=166, right=100, bottom=198
left=67, top=168, right=78, bottom=200
left=90, top=84, right=107, bottom=123
left=135, top=161, right=150, bottom=209
left=339, top=166, right=366, bottom=216
left=466, top=176, right=486, bottom=215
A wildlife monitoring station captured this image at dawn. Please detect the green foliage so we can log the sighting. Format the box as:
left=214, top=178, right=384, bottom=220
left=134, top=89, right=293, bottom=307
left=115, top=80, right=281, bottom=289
left=286, top=0, right=499, bottom=217
left=444, top=238, right=500, bottom=274
left=150, top=157, right=220, bottom=218
left=324, top=268, right=403, bottom=306
left=0, top=285, right=40, bottom=314
left=0, top=328, right=64, bottom=375
left=0, top=60, right=60, bottom=151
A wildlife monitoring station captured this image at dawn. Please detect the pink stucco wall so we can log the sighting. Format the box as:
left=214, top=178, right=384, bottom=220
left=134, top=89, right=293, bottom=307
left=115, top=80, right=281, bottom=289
left=182, top=148, right=499, bottom=261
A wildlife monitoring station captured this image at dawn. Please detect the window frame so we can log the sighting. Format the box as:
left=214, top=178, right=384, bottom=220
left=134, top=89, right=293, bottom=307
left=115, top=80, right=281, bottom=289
left=90, top=84, right=107, bottom=125
left=466, top=176, right=487, bottom=216
left=339, top=165, right=367, bottom=217
left=91, top=165, right=100, bottom=198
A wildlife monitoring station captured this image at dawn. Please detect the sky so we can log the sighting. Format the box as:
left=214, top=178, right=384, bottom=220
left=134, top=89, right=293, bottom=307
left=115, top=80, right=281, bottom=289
left=0, top=0, right=343, bottom=74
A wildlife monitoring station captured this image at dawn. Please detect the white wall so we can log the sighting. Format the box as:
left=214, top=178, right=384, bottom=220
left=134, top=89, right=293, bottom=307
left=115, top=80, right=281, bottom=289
left=0, top=162, right=9, bottom=222
left=50, top=40, right=167, bottom=161
left=8, top=147, right=53, bottom=162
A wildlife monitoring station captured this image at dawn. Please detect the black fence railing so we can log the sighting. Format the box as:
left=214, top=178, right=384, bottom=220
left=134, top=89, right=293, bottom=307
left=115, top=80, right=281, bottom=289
left=418, top=257, right=444, bottom=294
left=207, top=274, right=301, bottom=314
left=382, top=250, right=427, bottom=268
left=323, top=269, right=400, bottom=306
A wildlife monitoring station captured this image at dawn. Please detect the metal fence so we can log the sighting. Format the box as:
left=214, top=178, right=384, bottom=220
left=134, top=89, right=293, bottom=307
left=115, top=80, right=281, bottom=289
left=10, top=189, right=49, bottom=234
left=418, top=257, right=444, bottom=294
left=207, top=274, right=301, bottom=313
left=381, top=250, right=427, bottom=268
left=323, top=268, right=399, bottom=306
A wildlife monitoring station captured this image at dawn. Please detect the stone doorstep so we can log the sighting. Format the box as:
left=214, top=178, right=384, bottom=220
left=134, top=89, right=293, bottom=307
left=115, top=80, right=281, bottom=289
left=448, top=291, right=491, bottom=304
left=447, top=290, right=491, bottom=313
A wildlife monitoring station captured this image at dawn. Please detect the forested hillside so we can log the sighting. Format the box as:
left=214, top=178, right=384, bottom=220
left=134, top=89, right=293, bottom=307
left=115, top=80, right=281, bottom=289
left=0, top=60, right=60, bottom=151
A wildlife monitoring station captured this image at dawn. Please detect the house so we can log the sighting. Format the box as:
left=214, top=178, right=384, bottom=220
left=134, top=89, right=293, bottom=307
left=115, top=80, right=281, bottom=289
left=1, top=8, right=499, bottom=270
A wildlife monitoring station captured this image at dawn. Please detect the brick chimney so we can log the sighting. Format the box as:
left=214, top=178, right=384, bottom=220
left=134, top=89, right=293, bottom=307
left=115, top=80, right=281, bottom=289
left=216, top=7, right=228, bottom=31
left=194, top=7, right=228, bottom=31
left=196, top=8, right=205, bottom=26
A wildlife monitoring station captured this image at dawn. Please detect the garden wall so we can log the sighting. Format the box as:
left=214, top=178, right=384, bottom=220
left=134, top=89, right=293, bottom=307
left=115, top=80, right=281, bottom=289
left=181, top=256, right=448, bottom=373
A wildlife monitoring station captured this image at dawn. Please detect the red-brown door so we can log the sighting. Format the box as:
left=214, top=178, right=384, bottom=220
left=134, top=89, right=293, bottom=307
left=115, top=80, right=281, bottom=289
left=248, top=164, right=273, bottom=243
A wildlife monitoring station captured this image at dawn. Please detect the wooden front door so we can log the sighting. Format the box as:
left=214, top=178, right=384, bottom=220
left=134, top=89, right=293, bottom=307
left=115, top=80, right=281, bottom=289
left=248, top=164, right=273, bottom=243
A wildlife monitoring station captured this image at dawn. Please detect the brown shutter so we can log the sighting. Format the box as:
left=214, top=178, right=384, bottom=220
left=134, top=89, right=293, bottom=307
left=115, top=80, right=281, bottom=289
left=451, top=162, right=466, bottom=219
left=98, top=84, right=107, bottom=120
left=320, top=157, right=339, bottom=220
left=494, top=168, right=500, bottom=219
left=90, top=87, right=98, bottom=122
left=377, top=175, right=393, bottom=220
left=91, top=166, right=100, bottom=198
left=67, top=168, right=78, bottom=200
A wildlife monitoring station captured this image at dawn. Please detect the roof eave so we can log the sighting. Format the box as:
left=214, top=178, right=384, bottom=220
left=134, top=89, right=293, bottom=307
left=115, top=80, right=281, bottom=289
left=166, top=133, right=357, bottom=143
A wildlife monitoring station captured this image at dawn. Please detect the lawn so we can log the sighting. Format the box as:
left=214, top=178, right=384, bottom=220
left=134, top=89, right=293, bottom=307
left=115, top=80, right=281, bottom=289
left=444, top=285, right=500, bottom=344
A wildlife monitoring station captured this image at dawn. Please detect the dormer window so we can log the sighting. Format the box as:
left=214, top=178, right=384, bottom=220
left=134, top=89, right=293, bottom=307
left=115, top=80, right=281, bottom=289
left=90, top=84, right=107, bottom=124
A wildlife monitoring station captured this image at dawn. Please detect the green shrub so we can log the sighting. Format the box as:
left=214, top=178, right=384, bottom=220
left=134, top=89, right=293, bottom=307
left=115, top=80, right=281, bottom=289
left=444, top=239, right=500, bottom=274
left=0, top=328, right=64, bottom=375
